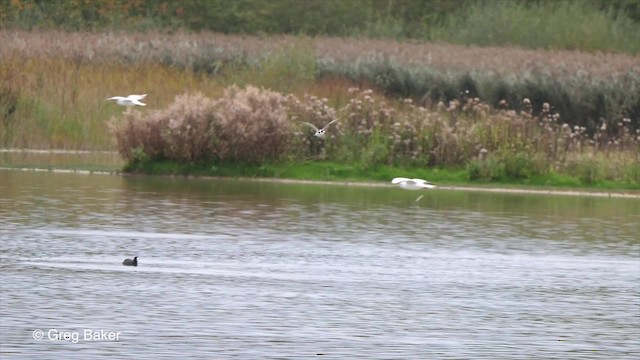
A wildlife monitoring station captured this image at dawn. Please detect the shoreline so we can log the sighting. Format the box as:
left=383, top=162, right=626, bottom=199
left=2, top=166, right=638, bottom=199
left=0, top=148, right=119, bottom=154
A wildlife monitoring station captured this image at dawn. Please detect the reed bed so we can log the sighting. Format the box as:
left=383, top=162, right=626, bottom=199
left=2, top=30, right=638, bottom=136
left=3, top=31, right=637, bottom=77
left=0, top=56, right=223, bottom=149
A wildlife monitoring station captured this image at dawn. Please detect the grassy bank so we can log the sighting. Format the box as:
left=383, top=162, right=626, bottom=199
left=122, top=160, right=639, bottom=192
left=107, top=86, right=638, bottom=189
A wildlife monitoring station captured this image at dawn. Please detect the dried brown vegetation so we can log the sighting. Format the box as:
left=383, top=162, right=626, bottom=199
left=110, top=86, right=294, bottom=164
left=3, top=30, right=638, bottom=134
left=3, top=30, right=636, bottom=77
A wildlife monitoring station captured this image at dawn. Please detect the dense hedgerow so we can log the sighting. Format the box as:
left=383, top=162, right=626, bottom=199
left=110, top=86, right=639, bottom=183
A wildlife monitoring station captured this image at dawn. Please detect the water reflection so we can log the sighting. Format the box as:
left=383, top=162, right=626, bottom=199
left=0, top=170, right=639, bottom=359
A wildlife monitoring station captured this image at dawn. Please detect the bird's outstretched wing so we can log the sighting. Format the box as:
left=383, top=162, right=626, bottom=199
left=322, top=117, right=341, bottom=130
left=128, top=94, right=147, bottom=101
left=391, top=177, right=412, bottom=184
left=301, top=122, right=320, bottom=132
left=412, top=178, right=435, bottom=188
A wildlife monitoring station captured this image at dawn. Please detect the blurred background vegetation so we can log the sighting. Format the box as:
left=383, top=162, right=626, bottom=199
left=2, top=0, right=639, bottom=53
left=0, top=0, right=638, bottom=187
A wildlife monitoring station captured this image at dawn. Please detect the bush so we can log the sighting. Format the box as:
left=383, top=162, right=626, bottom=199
left=502, top=150, right=549, bottom=180
left=213, top=85, right=292, bottom=163
left=109, top=92, right=218, bottom=163
left=109, top=86, right=293, bottom=164
left=576, top=159, right=603, bottom=185
left=625, top=164, right=640, bottom=185
left=467, top=155, right=504, bottom=181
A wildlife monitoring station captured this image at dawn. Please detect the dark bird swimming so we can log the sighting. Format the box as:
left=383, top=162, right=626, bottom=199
left=122, top=256, right=138, bottom=266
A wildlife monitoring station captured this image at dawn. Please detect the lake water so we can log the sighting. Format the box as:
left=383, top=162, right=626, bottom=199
left=1, top=169, right=639, bottom=359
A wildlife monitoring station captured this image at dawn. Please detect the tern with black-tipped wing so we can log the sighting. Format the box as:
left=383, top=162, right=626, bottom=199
left=301, top=117, right=340, bottom=139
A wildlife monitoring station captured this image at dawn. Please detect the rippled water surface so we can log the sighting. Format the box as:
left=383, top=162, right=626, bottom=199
left=1, top=169, right=639, bottom=359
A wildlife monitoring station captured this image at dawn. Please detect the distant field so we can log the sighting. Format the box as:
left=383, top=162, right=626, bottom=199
left=2, top=0, right=638, bottom=53
left=3, top=31, right=636, bottom=77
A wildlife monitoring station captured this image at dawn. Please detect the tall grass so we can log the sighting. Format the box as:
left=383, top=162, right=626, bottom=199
left=0, top=55, right=224, bottom=149
left=220, top=46, right=318, bottom=93
left=430, top=0, right=640, bottom=53
left=2, top=30, right=638, bottom=146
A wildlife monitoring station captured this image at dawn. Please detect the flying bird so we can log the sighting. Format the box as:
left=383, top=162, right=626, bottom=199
left=107, top=94, right=147, bottom=106
left=301, top=117, right=340, bottom=139
left=391, top=177, right=436, bottom=190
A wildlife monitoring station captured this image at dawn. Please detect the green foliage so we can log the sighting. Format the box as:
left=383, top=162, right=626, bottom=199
left=561, top=153, right=640, bottom=187
left=624, top=163, right=640, bottom=184
left=467, top=155, right=504, bottom=182
left=574, top=158, right=604, bottom=185
left=121, top=159, right=640, bottom=190
left=131, top=146, right=149, bottom=164
left=433, top=0, right=640, bottom=53
left=2, top=0, right=639, bottom=53
left=502, top=151, right=549, bottom=180
left=467, top=151, right=548, bottom=182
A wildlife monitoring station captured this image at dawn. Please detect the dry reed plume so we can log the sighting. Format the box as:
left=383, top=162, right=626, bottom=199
left=3, top=30, right=637, bottom=77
